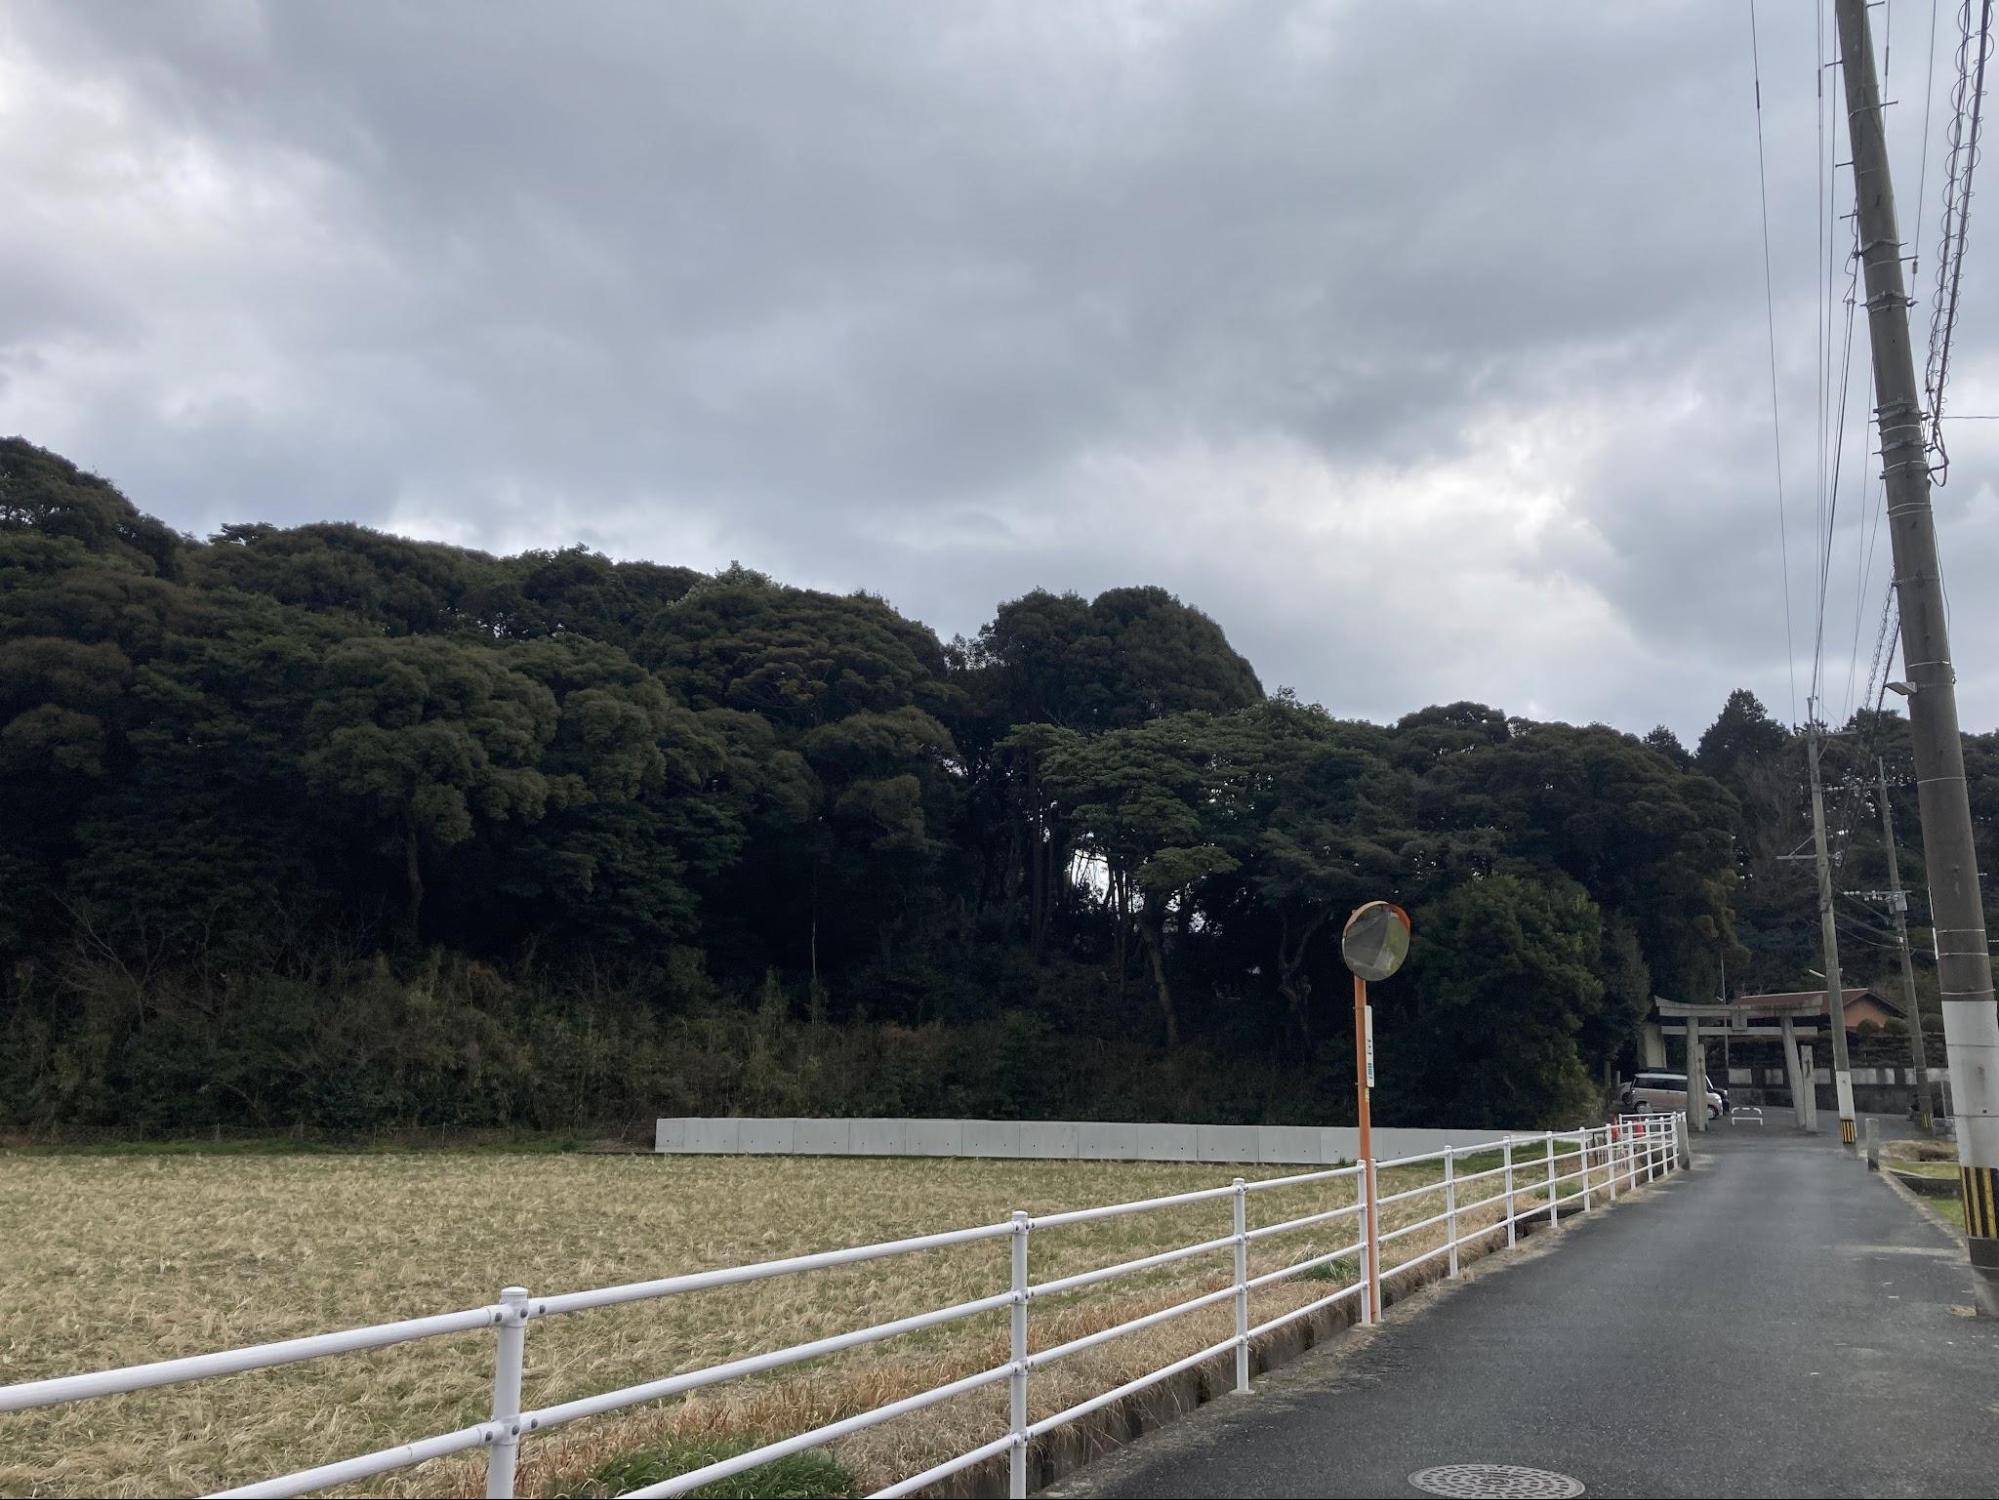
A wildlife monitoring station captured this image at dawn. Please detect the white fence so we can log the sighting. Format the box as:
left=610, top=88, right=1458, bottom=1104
left=655, top=1116, right=1542, bottom=1164
left=0, top=1116, right=1685, bottom=1499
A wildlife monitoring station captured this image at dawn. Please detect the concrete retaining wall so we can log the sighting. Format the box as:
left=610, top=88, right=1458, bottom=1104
left=1722, top=1062, right=1956, bottom=1118
left=654, top=1117, right=1544, bottom=1164
left=1726, top=1065, right=1950, bottom=1086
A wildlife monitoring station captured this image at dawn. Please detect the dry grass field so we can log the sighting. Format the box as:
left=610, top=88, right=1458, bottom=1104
left=0, top=1145, right=1607, bottom=1497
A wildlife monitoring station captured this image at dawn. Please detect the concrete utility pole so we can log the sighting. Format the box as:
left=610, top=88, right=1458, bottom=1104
left=1808, top=725, right=1860, bottom=1149
left=1836, top=0, right=1999, bottom=1308
left=1878, top=757, right=1937, bottom=1131
left=1688, top=1013, right=1707, bottom=1134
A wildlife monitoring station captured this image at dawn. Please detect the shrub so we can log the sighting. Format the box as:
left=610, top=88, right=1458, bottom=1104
left=566, top=1436, right=858, bottom=1499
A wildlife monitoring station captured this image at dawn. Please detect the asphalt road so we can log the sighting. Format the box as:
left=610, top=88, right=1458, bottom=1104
left=1050, top=1119, right=1998, bottom=1499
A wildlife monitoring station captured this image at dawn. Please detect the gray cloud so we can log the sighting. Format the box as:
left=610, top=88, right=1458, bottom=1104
left=4, top=0, right=1996, bottom=743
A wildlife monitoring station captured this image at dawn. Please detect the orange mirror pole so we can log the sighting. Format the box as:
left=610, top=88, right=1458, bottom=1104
left=1353, top=971, right=1379, bottom=1321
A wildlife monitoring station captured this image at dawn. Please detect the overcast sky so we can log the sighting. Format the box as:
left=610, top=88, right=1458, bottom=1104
left=5, top=1, right=1998, bottom=741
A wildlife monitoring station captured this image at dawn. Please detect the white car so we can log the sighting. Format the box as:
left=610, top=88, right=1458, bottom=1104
left=1620, top=1070, right=1724, bottom=1120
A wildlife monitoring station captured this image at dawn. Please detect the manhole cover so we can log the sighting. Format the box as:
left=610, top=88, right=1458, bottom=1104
left=1409, top=1465, right=1585, bottom=1499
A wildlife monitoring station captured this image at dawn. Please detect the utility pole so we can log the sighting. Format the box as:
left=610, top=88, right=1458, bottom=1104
left=1879, top=757, right=1937, bottom=1132
left=1836, top=0, right=1999, bottom=1309
left=1808, top=722, right=1860, bottom=1149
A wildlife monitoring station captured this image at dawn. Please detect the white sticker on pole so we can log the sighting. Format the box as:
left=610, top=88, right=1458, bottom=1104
left=1364, top=1004, right=1375, bottom=1089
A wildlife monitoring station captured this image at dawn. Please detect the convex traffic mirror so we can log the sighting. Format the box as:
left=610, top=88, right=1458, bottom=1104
left=1341, top=900, right=1410, bottom=983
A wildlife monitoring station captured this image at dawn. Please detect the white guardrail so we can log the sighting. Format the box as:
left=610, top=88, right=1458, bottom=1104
left=0, top=1115, right=1686, bottom=1499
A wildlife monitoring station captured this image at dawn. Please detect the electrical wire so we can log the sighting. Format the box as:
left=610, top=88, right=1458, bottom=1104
left=1817, top=2, right=1834, bottom=717
left=1917, top=0, right=1945, bottom=278
left=1924, top=0, right=1997, bottom=478
left=1812, top=214, right=1864, bottom=712
left=1751, top=0, right=1802, bottom=732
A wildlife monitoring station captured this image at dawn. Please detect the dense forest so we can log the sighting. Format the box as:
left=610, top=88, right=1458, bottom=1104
left=4, top=438, right=1992, bottom=1136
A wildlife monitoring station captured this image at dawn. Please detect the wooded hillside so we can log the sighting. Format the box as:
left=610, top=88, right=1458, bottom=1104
left=4, top=438, right=1984, bottom=1135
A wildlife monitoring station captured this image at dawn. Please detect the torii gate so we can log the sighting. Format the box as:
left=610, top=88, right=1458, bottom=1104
left=1655, top=997, right=1825, bottom=1133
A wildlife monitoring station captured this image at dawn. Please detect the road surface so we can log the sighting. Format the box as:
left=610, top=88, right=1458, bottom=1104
left=1050, top=1119, right=1997, bottom=1499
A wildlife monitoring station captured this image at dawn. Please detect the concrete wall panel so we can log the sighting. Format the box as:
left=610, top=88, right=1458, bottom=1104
left=1255, top=1126, right=1325, bottom=1165
left=908, top=1119, right=966, bottom=1156
left=682, top=1118, right=742, bottom=1154
left=1194, top=1125, right=1262, bottom=1164
left=793, top=1118, right=852, bottom=1155
left=849, top=1119, right=909, bottom=1157
left=1128, top=1124, right=1198, bottom=1161
left=1016, top=1121, right=1080, bottom=1159
left=736, top=1118, right=796, bottom=1154
left=963, top=1120, right=1023, bottom=1157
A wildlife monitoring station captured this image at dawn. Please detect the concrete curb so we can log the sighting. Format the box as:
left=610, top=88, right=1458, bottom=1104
left=1876, top=1157, right=1969, bottom=1246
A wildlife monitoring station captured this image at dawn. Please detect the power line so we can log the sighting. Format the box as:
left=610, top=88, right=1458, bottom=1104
left=1841, top=478, right=1888, bottom=720
left=1917, top=0, right=1945, bottom=281
left=1810, top=0, right=1868, bottom=720
left=1923, top=0, right=1997, bottom=479
left=1816, top=0, right=1832, bottom=726
left=1812, top=213, right=1864, bottom=710
left=1751, top=1, right=1802, bottom=731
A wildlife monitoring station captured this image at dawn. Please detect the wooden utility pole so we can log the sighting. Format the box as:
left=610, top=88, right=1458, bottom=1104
left=1835, top=0, right=1999, bottom=1308
left=1807, top=724, right=1860, bottom=1148
left=1878, top=757, right=1937, bottom=1131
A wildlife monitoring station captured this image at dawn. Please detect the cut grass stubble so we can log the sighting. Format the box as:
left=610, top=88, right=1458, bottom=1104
left=0, top=1143, right=1652, bottom=1497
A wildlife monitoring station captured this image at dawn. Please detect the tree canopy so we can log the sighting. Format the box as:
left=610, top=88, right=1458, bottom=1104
left=8, top=436, right=1988, bottom=1136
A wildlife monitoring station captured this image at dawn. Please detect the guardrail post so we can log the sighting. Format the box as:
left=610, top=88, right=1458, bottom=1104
left=1009, top=1211, right=1029, bottom=1500
left=1443, top=1147, right=1460, bottom=1278
left=1580, top=1132, right=1593, bottom=1213
left=1232, top=1178, right=1250, bottom=1394
left=1606, top=1124, right=1618, bottom=1202
left=1503, top=1136, right=1516, bottom=1247
left=1356, top=1180, right=1373, bottom=1326
left=1544, top=1133, right=1557, bottom=1225
left=484, top=1286, right=529, bottom=1500
left=1866, top=1116, right=1880, bottom=1170
left=1364, top=1154, right=1382, bottom=1320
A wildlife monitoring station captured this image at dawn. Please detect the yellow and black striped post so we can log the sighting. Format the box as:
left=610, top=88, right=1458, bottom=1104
left=1963, top=1166, right=1999, bottom=1241
left=1839, top=1117, right=1856, bottom=1147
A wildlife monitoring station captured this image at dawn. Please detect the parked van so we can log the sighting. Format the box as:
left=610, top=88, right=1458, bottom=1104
left=1620, top=1071, right=1725, bottom=1120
